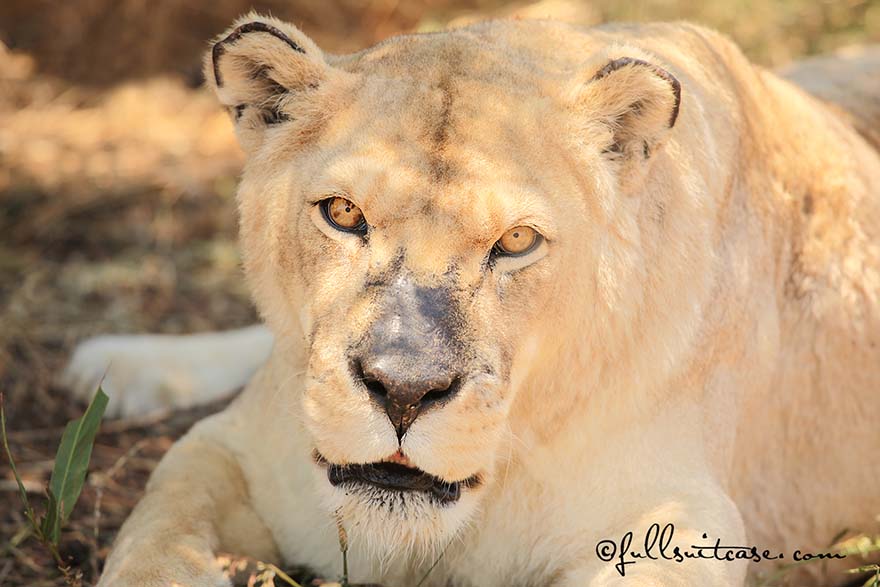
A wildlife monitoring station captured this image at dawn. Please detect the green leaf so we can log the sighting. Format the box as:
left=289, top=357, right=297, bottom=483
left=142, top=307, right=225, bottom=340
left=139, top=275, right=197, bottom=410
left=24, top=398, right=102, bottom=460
left=46, top=387, right=108, bottom=539
left=0, top=392, right=38, bottom=529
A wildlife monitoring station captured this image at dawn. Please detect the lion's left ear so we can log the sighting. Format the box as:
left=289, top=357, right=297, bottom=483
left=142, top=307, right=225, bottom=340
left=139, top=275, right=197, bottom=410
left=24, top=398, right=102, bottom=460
left=574, top=51, right=682, bottom=186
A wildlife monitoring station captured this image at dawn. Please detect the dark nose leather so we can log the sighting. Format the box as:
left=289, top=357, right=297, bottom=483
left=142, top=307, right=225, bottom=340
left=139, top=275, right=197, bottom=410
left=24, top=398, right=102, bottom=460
left=353, top=272, right=463, bottom=440
left=358, top=356, right=460, bottom=439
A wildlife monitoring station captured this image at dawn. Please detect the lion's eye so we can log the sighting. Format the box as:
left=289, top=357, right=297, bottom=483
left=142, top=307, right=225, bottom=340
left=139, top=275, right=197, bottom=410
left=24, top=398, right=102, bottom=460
left=493, top=226, right=541, bottom=257
left=320, top=197, right=367, bottom=234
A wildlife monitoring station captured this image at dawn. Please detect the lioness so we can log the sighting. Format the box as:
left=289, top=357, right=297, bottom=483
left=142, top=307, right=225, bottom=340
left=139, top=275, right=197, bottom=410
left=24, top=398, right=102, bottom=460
left=73, top=14, right=880, bottom=587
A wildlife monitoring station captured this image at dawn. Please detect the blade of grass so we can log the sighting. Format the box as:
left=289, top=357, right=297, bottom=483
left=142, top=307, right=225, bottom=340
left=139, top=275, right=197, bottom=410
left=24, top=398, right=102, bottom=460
left=865, top=565, right=880, bottom=587
left=416, top=537, right=453, bottom=587
left=260, top=563, right=304, bottom=587
left=848, top=564, right=880, bottom=574
left=336, top=514, right=349, bottom=587
left=0, top=392, right=38, bottom=529
left=40, top=488, right=61, bottom=544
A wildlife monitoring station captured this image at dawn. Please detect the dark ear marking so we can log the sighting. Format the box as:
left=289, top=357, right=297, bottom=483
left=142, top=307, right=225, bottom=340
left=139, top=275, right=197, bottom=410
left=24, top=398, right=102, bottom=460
left=212, top=21, right=306, bottom=87
left=261, top=109, right=291, bottom=125
left=600, top=141, right=623, bottom=155
left=590, top=57, right=682, bottom=128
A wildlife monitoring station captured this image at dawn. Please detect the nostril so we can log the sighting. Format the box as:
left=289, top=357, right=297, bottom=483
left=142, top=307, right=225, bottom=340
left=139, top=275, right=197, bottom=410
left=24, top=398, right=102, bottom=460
left=352, top=359, right=388, bottom=399
left=421, top=376, right=460, bottom=405
left=364, top=377, right=387, bottom=398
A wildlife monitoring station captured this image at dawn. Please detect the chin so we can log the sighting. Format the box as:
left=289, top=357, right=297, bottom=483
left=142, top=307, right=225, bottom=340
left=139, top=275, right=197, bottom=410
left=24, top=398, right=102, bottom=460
left=311, top=451, right=485, bottom=560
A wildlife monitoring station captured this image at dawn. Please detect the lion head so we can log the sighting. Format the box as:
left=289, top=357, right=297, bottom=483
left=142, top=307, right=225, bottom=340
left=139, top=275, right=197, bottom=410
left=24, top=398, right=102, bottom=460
left=206, top=14, right=699, bottom=554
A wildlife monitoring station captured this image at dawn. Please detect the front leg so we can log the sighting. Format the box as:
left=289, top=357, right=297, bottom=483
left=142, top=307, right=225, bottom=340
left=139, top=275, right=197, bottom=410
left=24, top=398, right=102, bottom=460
left=556, top=481, right=748, bottom=587
left=99, top=416, right=279, bottom=587
left=558, top=504, right=748, bottom=587
left=549, top=390, right=749, bottom=587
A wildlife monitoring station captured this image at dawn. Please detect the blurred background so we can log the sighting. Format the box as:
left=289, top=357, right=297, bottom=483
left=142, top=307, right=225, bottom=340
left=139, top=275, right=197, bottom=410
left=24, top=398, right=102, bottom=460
left=1, top=1, right=879, bottom=585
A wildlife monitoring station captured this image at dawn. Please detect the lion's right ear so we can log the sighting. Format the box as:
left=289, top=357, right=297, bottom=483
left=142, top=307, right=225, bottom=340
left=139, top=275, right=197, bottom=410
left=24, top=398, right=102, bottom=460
left=204, top=14, right=330, bottom=152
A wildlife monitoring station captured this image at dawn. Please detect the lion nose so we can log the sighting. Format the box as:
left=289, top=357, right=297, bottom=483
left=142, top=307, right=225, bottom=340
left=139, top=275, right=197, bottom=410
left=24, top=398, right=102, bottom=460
left=355, top=356, right=461, bottom=441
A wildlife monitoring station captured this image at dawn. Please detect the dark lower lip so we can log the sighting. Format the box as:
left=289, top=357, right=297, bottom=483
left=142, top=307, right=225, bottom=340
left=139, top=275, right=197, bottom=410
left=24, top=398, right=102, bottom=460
left=314, top=452, right=480, bottom=505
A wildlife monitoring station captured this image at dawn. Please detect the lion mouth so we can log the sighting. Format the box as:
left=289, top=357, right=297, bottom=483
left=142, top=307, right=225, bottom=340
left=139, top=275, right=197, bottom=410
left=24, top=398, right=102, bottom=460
left=314, top=452, right=480, bottom=505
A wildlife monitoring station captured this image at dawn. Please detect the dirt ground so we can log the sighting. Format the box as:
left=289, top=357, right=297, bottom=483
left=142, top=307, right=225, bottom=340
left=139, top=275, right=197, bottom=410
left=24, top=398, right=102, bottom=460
left=1, top=1, right=879, bottom=585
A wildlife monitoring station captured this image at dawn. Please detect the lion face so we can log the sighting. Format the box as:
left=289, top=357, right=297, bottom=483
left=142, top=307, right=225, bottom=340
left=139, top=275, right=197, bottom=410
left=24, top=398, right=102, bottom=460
left=251, top=72, right=560, bottom=547
left=207, top=15, right=683, bottom=551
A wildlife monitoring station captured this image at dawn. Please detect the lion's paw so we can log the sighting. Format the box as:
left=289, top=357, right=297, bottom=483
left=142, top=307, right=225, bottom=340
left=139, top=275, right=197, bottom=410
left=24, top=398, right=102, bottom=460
left=60, top=335, right=190, bottom=418
left=59, top=330, right=271, bottom=418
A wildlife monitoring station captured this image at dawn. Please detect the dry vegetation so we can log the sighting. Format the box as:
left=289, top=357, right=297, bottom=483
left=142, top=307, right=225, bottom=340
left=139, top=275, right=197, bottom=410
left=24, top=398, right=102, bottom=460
left=1, top=1, right=879, bottom=585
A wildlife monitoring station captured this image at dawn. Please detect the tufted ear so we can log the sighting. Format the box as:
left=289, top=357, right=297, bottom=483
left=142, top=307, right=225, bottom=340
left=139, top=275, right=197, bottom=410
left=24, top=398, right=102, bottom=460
left=575, top=50, right=682, bottom=189
left=204, top=14, right=330, bottom=152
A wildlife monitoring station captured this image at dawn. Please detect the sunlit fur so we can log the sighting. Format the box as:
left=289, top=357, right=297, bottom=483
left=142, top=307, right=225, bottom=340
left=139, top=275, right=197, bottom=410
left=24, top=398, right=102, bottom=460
left=96, top=15, right=880, bottom=587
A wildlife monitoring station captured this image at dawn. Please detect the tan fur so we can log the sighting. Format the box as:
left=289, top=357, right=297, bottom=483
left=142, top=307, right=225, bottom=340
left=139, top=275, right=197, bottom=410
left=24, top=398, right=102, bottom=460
left=98, top=15, right=880, bottom=587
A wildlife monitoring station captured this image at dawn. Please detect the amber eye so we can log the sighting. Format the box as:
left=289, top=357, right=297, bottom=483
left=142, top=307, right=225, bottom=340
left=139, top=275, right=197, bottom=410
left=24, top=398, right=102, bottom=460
left=493, top=226, right=541, bottom=257
left=320, top=196, right=367, bottom=234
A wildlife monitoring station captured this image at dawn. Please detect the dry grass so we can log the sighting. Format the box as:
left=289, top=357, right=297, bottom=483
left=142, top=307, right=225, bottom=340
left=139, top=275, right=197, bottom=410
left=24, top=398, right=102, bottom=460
left=1, top=1, right=878, bottom=585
